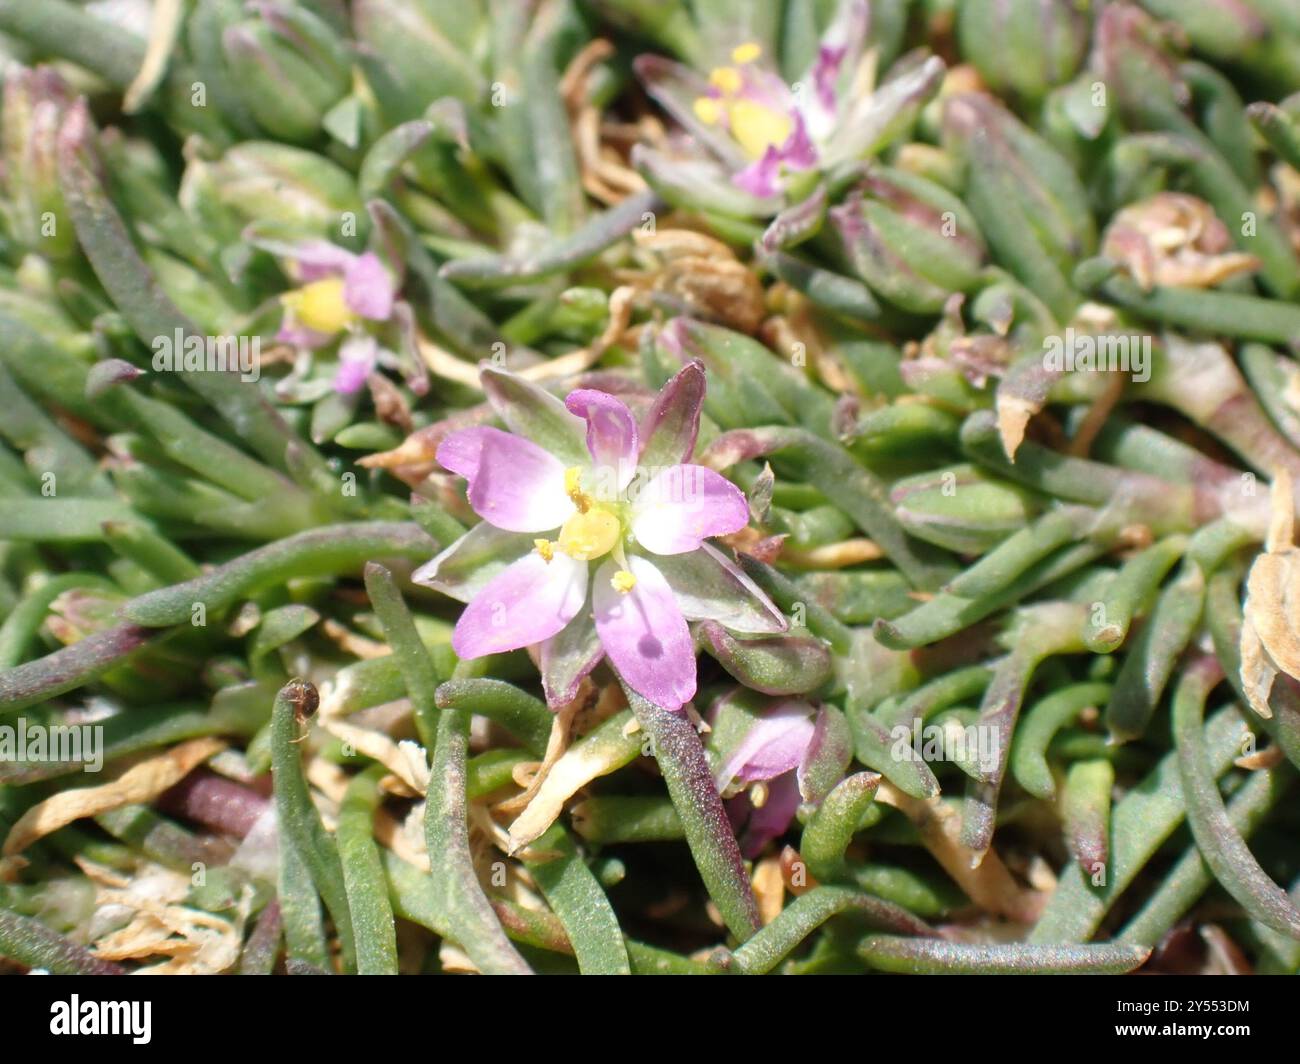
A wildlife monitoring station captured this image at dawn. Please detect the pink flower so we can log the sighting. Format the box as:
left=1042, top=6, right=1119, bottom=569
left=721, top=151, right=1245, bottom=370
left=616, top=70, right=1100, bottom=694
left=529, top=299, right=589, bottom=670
left=414, top=362, right=787, bottom=711
left=631, top=2, right=944, bottom=211
left=712, top=695, right=851, bottom=857
left=254, top=236, right=401, bottom=394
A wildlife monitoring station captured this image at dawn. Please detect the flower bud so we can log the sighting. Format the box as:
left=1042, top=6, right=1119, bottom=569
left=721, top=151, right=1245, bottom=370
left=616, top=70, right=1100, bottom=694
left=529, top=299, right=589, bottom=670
left=223, top=2, right=351, bottom=142
left=828, top=166, right=986, bottom=315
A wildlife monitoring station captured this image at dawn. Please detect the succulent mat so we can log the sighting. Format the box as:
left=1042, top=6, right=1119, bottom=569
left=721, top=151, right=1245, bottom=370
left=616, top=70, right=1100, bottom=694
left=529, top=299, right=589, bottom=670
left=1, top=0, right=1300, bottom=977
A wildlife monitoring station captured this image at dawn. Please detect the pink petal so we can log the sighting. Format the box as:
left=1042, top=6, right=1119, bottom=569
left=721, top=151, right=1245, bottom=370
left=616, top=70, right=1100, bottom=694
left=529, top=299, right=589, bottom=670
left=732, top=114, right=818, bottom=198
left=452, top=550, right=588, bottom=658
left=740, top=771, right=802, bottom=857
left=343, top=251, right=396, bottom=320
left=717, top=699, right=817, bottom=791
left=733, top=146, right=785, bottom=198
left=289, top=239, right=357, bottom=281
left=812, top=44, right=848, bottom=115
left=780, top=111, right=818, bottom=171
left=593, top=556, right=695, bottom=711
left=437, top=426, right=574, bottom=533
left=564, top=389, right=639, bottom=491
left=276, top=321, right=333, bottom=350
left=333, top=334, right=378, bottom=394
left=630, top=464, right=749, bottom=555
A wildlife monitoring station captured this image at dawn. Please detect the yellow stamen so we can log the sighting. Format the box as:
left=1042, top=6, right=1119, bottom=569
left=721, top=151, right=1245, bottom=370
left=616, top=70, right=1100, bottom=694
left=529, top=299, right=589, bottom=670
left=564, top=466, right=593, bottom=513
left=731, top=42, right=762, bottom=64
left=558, top=508, right=621, bottom=561
left=708, top=65, right=743, bottom=95
left=534, top=538, right=554, bottom=562
left=280, top=277, right=354, bottom=335
left=610, top=569, right=637, bottom=594
left=692, top=96, right=723, bottom=126
left=728, top=99, right=793, bottom=160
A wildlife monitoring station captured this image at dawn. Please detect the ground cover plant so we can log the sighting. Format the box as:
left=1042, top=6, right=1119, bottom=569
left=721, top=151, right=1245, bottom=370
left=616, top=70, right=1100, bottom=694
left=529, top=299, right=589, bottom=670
left=1, top=0, right=1299, bottom=976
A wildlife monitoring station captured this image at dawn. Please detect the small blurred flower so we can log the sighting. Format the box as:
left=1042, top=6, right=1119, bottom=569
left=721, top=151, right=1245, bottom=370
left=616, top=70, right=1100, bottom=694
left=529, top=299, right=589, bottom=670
left=254, top=237, right=402, bottom=395
left=414, top=362, right=786, bottom=711
left=634, top=0, right=944, bottom=210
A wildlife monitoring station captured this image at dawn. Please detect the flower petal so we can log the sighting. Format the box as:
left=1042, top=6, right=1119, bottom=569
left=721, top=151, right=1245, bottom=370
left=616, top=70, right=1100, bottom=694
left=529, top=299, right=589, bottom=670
left=799, top=0, right=870, bottom=134
left=653, top=543, right=787, bottom=633
left=564, top=389, right=639, bottom=490
left=276, top=320, right=334, bottom=350
left=436, top=426, right=574, bottom=533
left=639, top=359, right=706, bottom=468
left=246, top=235, right=353, bottom=281
left=343, top=251, right=396, bottom=320
left=291, top=240, right=356, bottom=280
left=631, top=464, right=749, bottom=555
left=452, top=550, right=588, bottom=658
left=412, top=522, right=536, bottom=604
left=334, top=334, right=378, bottom=394
left=593, top=556, right=695, bottom=711
left=739, top=771, right=802, bottom=857
left=716, top=699, right=816, bottom=791
left=733, top=145, right=785, bottom=199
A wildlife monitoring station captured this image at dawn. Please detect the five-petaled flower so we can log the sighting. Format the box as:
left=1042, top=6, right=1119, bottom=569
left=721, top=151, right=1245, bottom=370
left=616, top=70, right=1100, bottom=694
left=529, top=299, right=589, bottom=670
left=633, top=0, right=944, bottom=206
left=414, top=362, right=787, bottom=712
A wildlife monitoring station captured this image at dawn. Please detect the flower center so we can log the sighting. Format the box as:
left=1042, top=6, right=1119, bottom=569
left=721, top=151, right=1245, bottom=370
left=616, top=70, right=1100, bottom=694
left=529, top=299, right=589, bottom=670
left=728, top=99, right=792, bottom=160
left=691, top=43, right=792, bottom=160
left=282, top=277, right=355, bottom=334
left=557, top=507, right=621, bottom=562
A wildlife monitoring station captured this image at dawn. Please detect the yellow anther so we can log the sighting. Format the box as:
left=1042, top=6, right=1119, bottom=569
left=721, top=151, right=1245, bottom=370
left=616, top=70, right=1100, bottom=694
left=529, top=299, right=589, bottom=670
left=692, top=96, right=723, bottom=126
left=610, top=569, right=637, bottom=594
left=534, top=538, right=554, bottom=562
left=728, top=99, right=792, bottom=159
left=280, top=277, right=354, bottom=335
left=731, top=42, right=762, bottom=64
left=564, top=465, right=593, bottom=513
left=708, top=66, right=743, bottom=95
left=558, top=508, right=621, bottom=561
